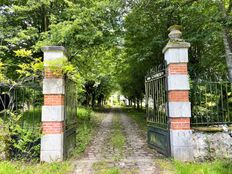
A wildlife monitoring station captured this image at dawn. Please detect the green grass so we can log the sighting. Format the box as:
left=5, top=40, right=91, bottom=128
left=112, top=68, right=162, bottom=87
left=0, top=161, right=72, bottom=174
left=74, top=107, right=104, bottom=156
left=77, top=107, right=92, bottom=121
left=175, top=160, right=232, bottom=174
left=110, top=115, right=125, bottom=151
left=95, top=168, right=121, bottom=174
left=93, top=161, right=121, bottom=174
left=122, top=107, right=147, bottom=131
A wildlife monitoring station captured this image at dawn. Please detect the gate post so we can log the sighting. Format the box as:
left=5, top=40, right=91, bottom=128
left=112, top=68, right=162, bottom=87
left=40, top=46, right=66, bottom=162
left=163, top=26, right=193, bottom=161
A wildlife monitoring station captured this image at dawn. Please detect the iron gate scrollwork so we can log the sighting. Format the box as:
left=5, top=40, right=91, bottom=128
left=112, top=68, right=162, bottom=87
left=64, top=77, right=78, bottom=159
left=145, top=63, right=170, bottom=156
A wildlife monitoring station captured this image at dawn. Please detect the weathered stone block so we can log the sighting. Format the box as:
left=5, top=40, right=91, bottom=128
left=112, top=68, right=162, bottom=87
left=168, top=102, right=191, bottom=118
left=43, top=78, right=65, bottom=94
left=170, top=130, right=193, bottom=161
left=164, top=48, right=189, bottom=65
left=40, top=134, right=64, bottom=162
left=42, top=106, right=64, bottom=122
left=171, top=146, right=194, bottom=161
left=40, top=150, right=63, bottom=162
left=41, top=134, right=63, bottom=151
left=168, top=75, right=190, bottom=90
left=170, top=130, right=192, bottom=146
left=42, top=46, right=67, bottom=67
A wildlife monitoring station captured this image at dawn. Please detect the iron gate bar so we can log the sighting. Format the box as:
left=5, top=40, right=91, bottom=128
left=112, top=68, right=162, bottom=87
left=191, top=75, right=232, bottom=127
left=145, top=62, right=171, bottom=156
left=64, top=76, right=78, bottom=159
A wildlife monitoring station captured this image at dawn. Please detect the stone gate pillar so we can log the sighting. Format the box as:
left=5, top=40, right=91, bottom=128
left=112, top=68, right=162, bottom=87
left=162, top=26, right=193, bottom=161
left=40, top=46, right=66, bottom=162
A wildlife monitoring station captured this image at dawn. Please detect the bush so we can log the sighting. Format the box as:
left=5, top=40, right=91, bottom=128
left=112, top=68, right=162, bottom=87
left=77, top=107, right=92, bottom=122
left=0, top=111, right=41, bottom=161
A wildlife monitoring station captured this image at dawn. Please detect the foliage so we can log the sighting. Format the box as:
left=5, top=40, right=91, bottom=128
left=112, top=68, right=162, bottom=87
left=0, top=0, right=123, bottom=106
left=175, top=160, right=232, bottom=174
left=117, top=0, right=232, bottom=105
left=1, top=0, right=232, bottom=106
left=75, top=107, right=103, bottom=155
left=21, top=108, right=41, bottom=127
left=0, top=111, right=41, bottom=161
left=77, top=107, right=92, bottom=121
left=0, top=161, right=72, bottom=174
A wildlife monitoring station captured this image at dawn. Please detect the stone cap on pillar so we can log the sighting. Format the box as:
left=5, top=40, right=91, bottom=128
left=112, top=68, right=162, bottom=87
left=162, top=25, right=190, bottom=53
left=41, top=46, right=66, bottom=53
left=42, top=46, right=67, bottom=65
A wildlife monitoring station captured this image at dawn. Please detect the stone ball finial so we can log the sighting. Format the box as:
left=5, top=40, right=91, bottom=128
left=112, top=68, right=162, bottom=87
left=168, top=25, right=183, bottom=41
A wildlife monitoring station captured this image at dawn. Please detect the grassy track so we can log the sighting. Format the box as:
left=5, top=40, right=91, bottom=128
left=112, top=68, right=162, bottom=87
left=110, top=114, right=125, bottom=155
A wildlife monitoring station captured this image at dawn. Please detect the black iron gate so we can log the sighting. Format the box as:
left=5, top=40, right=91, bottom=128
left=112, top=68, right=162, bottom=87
left=64, top=77, right=78, bottom=159
left=145, top=63, right=170, bottom=156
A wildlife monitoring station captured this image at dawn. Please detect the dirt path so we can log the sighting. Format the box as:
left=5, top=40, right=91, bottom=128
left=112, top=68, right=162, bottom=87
left=73, top=109, right=161, bottom=174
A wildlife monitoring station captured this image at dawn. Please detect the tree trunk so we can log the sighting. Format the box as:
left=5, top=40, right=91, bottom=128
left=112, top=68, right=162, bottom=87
left=91, top=93, right=95, bottom=108
left=136, top=99, right=140, bottom=109
left=220, top=0, right=232, bottom=81
left=86, top=93, right=90, bottom=106
left=222, top=29, right=232, bottom=81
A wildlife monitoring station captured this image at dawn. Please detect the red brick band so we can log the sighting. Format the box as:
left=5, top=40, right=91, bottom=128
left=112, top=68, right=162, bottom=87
left=44, top=95, right=64, bottom=106
left=42, top=121, right=64, bottom=134
left=168, top=91, right=189, bottom=102
left=170, top=118, right=190, bottom=130
left=168, top=64, right=187, bottom=75
left=44, top=69, right=63, bottom=78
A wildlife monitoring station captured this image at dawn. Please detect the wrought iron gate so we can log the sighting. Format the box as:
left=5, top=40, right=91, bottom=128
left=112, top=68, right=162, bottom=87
left=145, top=63, right=170, bottom=156
left=64, top=77, right=78, bottom=159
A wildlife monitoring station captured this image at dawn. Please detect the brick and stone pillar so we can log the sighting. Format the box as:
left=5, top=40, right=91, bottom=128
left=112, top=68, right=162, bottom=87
left=163, top=26, right=193, bottom=161
left=40, top=46, right=66, bottom=162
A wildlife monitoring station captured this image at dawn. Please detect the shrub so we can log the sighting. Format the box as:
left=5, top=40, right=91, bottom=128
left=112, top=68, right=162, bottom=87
left=75, top=106, right=93, bottom=155
left=0, top=111, right=41, bottom=161
left=77, top=107, right=92, bottom=122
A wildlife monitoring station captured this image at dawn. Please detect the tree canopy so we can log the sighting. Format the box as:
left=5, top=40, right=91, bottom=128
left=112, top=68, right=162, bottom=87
left=1, top=0, right=232, bottom=107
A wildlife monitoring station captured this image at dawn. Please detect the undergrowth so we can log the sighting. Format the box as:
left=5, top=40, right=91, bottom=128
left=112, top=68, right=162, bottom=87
left=75, top=106, right=104, bottom=156
left=175, top=160, right=232, bottom=174
left=0, top=161, right=72, bottom=174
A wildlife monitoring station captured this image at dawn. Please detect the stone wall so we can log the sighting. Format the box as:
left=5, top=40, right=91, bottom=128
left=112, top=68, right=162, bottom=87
left=192, top=130, right=232, bottom=161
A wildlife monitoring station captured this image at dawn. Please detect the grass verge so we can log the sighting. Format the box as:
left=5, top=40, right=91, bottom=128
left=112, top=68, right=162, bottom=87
left=175, top=159, right=232, bottom=174
left=74, top=107, right=105, bottom=156
left=0, top=161, right=72, bottom=174
left=121, top=107, right=146, bottom=131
